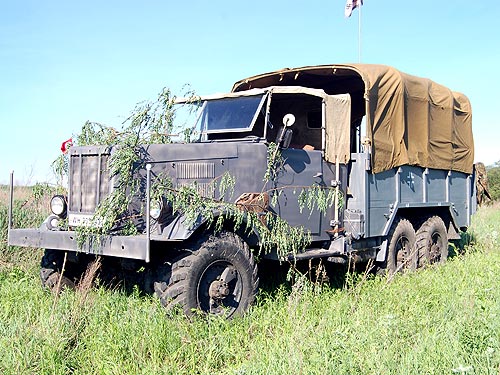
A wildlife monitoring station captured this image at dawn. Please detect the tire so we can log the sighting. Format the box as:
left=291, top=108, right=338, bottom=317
left=154, top=231, right=259, bottom=317
left=415, top=216, right=448, bottom=267
left=40, top=249, right=76, bottom=293
left=380, top=219, right=417, bottom=276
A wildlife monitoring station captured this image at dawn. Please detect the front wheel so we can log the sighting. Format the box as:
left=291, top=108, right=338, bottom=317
left=40, top=249, right=76, bottom=293
left=154, top=231, right=259, bottom=317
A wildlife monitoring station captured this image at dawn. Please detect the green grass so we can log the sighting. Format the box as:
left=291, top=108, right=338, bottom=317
left=0, top=185, right=50, bottom=269
left=1, top=195, right=500, bottom=374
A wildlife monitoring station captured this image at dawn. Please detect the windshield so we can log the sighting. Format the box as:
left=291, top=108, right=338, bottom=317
left=197, top=94, right=265, bottom=134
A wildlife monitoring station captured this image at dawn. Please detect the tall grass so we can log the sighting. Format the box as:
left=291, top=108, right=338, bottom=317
left=0, top=185, right=49, bottom=269
left=1, top=195, right=499, bottom=374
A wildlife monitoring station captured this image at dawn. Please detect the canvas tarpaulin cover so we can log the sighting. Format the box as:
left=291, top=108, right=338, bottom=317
left=232, top=64, right=474, bottom=174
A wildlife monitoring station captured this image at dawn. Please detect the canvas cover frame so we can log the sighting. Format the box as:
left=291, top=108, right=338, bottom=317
left=177, top=86, right=352, bottom=163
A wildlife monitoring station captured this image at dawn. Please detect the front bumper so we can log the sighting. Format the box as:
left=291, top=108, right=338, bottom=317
left=8, top=228, right=150, bottom=261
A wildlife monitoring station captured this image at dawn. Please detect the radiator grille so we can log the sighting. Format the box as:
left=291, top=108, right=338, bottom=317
left=176, top=162, right=216, bottom=198
left=176, top=162, right=215, bottom=179
left=69, top=153, right=111, bottom=213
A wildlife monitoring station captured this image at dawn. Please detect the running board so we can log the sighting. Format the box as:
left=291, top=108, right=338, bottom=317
left=286, top=237, right=345, bottom=261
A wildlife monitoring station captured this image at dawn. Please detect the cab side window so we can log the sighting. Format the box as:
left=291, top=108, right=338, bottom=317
left=268, top=94, right=323, bottom=150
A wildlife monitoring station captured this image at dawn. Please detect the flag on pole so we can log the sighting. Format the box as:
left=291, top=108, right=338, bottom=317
left=345, top=0, right=363, bottom=17
left=61, top=138, right=73, bottom=154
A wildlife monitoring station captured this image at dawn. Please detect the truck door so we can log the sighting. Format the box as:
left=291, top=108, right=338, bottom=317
left=265, top=91, right=343, bottom=239
left=271, top=148, right=324, bottom=237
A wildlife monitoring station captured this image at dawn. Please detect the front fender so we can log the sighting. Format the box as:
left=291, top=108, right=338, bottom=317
left=159, top=211, right=260, bottom=245
left=160, top=215, right=204, bottom=241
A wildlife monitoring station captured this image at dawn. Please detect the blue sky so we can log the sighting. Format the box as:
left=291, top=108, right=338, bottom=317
left=1, top=0, right=499, bottom=185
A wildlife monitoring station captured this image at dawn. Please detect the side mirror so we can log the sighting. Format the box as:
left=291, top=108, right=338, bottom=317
left=283, top=113, right=296, bottom=127
left=281, top=128, right=293, bottom=149
left=275, top=114, right=295, bottom=148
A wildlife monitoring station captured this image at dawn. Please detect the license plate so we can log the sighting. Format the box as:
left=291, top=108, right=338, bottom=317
left=68, top=213, right=102, bottom=227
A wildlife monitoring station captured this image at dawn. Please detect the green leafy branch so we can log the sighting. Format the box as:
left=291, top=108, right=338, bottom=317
left=52, top=86, right=343, bottom=258
left=65, top=88, right=185, bottom=246
left=148, top=166, right=342, bottom=258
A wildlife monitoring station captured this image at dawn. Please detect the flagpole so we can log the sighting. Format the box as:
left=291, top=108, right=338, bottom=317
left=358, top=1, right=362, bottom=62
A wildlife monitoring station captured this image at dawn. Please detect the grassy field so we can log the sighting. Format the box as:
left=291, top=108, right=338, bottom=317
left=1, top=187, right=499, bottom=374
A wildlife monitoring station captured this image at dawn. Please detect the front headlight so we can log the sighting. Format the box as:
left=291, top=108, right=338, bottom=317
left=50, top=195, right=67, bottom=217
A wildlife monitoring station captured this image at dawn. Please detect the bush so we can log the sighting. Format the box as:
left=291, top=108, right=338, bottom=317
left=487, top=162, right=500, bottom=201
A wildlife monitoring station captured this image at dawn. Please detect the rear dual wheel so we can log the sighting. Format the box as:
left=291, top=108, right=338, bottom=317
left=415, top=216, right=449, bottom=267
left=379, top=216, right=449, bottom=276
left=384, top=218, right=417, bottom=275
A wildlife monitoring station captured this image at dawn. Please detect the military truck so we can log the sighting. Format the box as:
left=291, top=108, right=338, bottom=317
left=8, top=64, right=476, bottom=317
